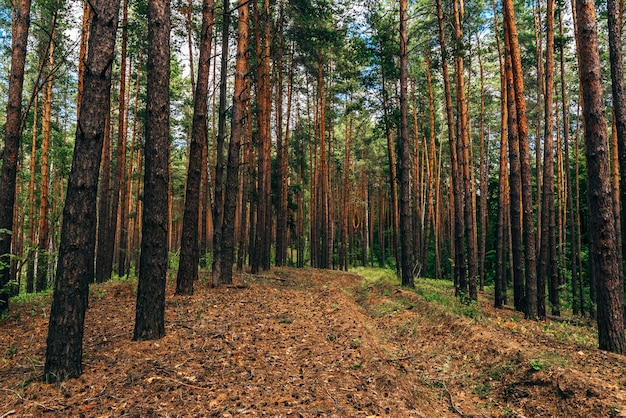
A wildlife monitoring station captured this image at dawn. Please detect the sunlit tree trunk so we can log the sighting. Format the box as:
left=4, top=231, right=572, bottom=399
left=576, top=0, right=625, bottom=353
left=504, top=22, right=524, bottom=312
left=504, top=0, right=538, bottom=318
left=36, top=35, right=55, bottom=292
left=219, top=0, right=249, bottom=284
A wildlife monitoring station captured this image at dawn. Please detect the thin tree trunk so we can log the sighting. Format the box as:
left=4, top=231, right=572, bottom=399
left=398, top=0, right=414, bottom=287
left=608, top=0, right=626, bottom=265
left=454, top=0, right=477, bottom=300
left=275, top=1, right=288, bottom=267
left=36, top=36, right=55, bottom=292
left=211, top=0, right=230, bottom=286
left=436, top=0, right=464, bottom=293
left=538, top=0, right=557, bottom=319
left=176, top=0, right=215, bottom=295
left=26, top=94, right=38, bottom=294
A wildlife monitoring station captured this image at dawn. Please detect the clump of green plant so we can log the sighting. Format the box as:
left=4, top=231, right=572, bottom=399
left=473, top=382, right=492, bottom=398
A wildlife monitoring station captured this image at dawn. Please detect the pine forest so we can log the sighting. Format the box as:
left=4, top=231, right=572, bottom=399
left=2, top=0, right=626, bottom=414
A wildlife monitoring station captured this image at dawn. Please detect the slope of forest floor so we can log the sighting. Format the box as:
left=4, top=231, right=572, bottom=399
left=1, top=266, right=626, bottom=417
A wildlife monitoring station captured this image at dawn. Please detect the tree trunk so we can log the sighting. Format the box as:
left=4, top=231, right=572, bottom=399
left=218, top=0, right=249, bottom=284
left=607, top=0, right=626, bottom=266
left=503, top=21, right=524, bottom=312
left=44, top=0, right=121, bottom=381
left=453, top=0, right=477, bottom=300
left=436, top=0, right=464, bottom=293
left=36, top=31, right=55, bottom=292
left=0, top=0, right=32, bottom=312
left=575, top=0, right=625, bottom=354
left=26, top=94, right=38, bottom=294
left=252, top=0, right=272, bottom=274
left=211, top=0, right=230, bottom=286
left=275, top=1, right=287, bottom=267
left=503, top=0, right=538, bottom=318
left=538, top=0, right=557, bottom=319
left=176, top=0, right=215, bottom=295
left=134, top=0, right=171, bottom=341
left=398, top=0, right=414, bottom=287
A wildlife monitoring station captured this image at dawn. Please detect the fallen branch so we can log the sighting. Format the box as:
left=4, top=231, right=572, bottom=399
left=0, top=410, right=16, bottom=418
left=441, top=380, right=464, bottom=416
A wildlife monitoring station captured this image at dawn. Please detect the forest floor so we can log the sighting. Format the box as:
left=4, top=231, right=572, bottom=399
left=1, top=266, right=626, bottom=417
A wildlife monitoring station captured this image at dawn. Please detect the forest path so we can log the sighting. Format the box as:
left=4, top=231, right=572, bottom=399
left=1, top=267, right=626, bottom=417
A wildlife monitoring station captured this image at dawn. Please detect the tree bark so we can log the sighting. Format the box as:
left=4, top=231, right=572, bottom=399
left=538, top=0, right=557, bottom=319
left=134, top=0, right=171, bottom=341
left=575, top=0, right=625, bottom=354
left=607, top=0, right=626, bottom=267
left=0, top=0, right=32, bottom=312
left=211, top=0, right=230, bottom=286
left=44, top=0, right=120, bottom=381
left=218, top=0, right=249, bottom=284
left=398, top=0, right=414, bottom=287
left=176, top=0, right=215, bottom=295
left=503, top=0, right=538, bottom=318
left=436, top=0, right=464, bottom=293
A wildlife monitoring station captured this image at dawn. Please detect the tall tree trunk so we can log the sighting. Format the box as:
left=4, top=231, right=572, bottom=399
left=380, top=62, right=399, bottom=276
left=44, top=0, right=121, bottom=381
left=26, top=94, right=38, bottom=294
left=477, top=35, right=488, bottom=292
left=608, top=0, right=626, bottom=266
left=211, top=0, right=230, bottom=286
left=453, top=0, right=477, bottom=300
left=219, top=0, right=249, bottom=284
left=252, top=0, right=272, bottom=273
left=538, top=0, right=557, bottom=319
left=398, top=0, right=414, bottom=287
left=495, top=41, right=508, bottom=308
left=96, top=111, right=113, bottom=284
left=119, top=57, right=140, bottom=277
left=275, top=1, right=288, bottom=267
left=575, top=0, right=625, bottom=354
left=0, top=0, right=32, bottom=312
left=533, top=0, right=543, bottom=249
left=176, top=0, right=215, bottom=295
left=436, top=0, right=464, bottom=293
left=134, top=0, right=171, bottom=341
left=107, top=0, right=129, bottom=280
left=36, top=35, right=55, bottom=292
left=503, top=0, right=538, bottom=318
left=504, top=22, right=524, bottom=312
left=559, top=6, right=579, bottom=314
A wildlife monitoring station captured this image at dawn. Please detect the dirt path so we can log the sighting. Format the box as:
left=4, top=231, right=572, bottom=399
left=1, top=267, right=625, bottom=417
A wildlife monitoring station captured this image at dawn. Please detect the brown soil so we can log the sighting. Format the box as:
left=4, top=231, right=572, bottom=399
left=1, top=267, right=625, bottom=417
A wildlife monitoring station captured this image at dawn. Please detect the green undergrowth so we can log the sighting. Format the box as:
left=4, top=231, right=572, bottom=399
left=352, top=267, right=481, bottom=320
left=350, top=267, right=598, bottom=349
